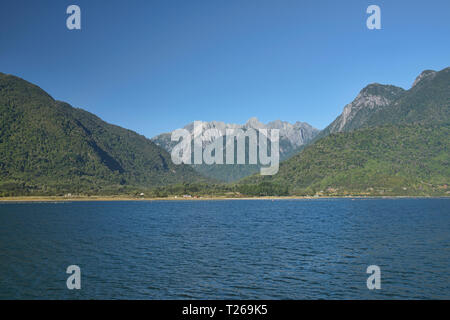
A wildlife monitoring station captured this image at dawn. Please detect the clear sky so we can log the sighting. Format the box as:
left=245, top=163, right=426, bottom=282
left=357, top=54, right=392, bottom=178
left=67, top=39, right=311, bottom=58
left=1, top=0, right=449, bottom=137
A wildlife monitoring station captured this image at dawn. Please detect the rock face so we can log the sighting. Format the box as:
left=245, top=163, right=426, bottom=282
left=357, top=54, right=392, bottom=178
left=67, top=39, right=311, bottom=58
left=266, top=119, right=319, bottom=149
left=152, top=118, right=319, bottom=181
left=153, top=118, right=319, bottom=154
left=336, top=86, right=394, bottom=131
left=240, top=67, right=450, bottom=197
left=412, top=70, right=437, bottom=88
left=315, top=83, right=405, bottom=139
left=314, top=68, right=450, bottom=143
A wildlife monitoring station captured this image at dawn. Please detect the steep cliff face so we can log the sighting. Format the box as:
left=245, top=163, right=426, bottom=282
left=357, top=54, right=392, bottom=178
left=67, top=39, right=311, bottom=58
left=240, top=67, right=450, bottom=197
left=411, top=70, right=437, bottom=88
left=314, top=67, right=450, bottom=143
left=315, top=84, right=405, bottom=140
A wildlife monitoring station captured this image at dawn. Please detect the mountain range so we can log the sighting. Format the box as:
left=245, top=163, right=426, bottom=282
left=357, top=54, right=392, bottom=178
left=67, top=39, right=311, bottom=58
left=152, top=118, right=319, bottom=181
left=241, top=67, right=450, bottom=196
left=316, top=69, right=449, bottom=139
left=0, top=67, right=448, bottom=196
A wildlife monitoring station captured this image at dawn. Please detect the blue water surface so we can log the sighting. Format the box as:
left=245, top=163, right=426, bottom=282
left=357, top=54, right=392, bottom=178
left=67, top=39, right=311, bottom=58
left=0, top=198, right=449, bottom=299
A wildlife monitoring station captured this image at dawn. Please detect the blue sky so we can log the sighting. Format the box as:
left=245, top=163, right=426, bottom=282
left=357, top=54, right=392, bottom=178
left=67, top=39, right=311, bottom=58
left=1, top=0, right=449, bottom=137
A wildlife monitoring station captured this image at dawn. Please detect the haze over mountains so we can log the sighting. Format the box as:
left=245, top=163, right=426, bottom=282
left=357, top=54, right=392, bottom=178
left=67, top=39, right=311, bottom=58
left=0, top=67, right=448, bottom=196
left=152, top=118, right=319, bottom=181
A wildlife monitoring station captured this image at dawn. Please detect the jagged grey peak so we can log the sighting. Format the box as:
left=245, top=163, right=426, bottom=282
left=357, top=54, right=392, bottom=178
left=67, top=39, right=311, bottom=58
left=152, top=118, right=319, bottom=153
left=323, top=83, right=405, bottom=134
left=411, top=70, right=437, bottom=88
left=266, top=120, right=319, bottom=148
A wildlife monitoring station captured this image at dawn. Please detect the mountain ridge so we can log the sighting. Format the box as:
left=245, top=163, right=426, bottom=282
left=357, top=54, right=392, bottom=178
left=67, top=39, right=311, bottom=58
left=1, top=67, right=448, bottom=196
left=152, top=117, right=320, bottom=181
left=0, top=73, right=207, bottom=196
left=239, top=67, right=450, bottom=196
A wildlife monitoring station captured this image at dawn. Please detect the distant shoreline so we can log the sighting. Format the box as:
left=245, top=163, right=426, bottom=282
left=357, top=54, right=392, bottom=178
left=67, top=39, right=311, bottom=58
left=0, top=195, right=448, bottom=202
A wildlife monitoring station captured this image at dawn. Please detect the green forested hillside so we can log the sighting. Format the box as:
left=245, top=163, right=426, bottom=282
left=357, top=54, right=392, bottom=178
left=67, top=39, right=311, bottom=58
left=239, top=68, right=450, bottom=196
left=1, top=67, right=448, bottom=197
left=366, top=68, right=450, bottom=127
left=241, top=124, right=449, bottom=196
left=312, top=67, right=449, bottom=143
left=0, top=73, right=206, bottom=196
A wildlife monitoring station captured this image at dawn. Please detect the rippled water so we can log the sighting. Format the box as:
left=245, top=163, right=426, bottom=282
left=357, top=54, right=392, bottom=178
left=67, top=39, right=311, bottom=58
left=0, top=199, right=449, bottom=299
